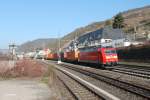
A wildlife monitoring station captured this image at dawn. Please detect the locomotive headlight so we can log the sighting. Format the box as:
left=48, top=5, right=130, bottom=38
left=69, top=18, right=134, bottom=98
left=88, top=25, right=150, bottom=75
left=113, top=56, right=117, bottom=58
left=106, top=56, right=110, bottom=59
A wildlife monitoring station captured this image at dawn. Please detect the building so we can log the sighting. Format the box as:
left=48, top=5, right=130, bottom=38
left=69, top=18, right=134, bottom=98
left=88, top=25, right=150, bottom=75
left=75, top=26, right=126, bottom=48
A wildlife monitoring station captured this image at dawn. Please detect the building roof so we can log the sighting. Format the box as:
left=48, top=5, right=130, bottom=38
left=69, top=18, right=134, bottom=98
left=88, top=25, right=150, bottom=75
left=102, top=26, right=125, bottom=40
left=77, top=26, right=125, bottom=41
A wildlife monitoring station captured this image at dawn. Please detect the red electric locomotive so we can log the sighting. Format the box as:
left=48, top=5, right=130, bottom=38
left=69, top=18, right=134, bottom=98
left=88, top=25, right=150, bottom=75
left=52, top=53, right=58, bottom=60
left=46, top=52, right=58, bottom=60
left=64, top=50, right=77, bottom=62
left=78, top=46, right=118, bottom=67
left=46, top=53, right=53, bottom=60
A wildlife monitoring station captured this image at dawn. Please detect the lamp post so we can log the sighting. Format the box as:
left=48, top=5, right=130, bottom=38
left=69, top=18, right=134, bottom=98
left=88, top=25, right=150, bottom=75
left=57, top=37, right=62, bottom=64
left=57, top=36, right=71, bottom=64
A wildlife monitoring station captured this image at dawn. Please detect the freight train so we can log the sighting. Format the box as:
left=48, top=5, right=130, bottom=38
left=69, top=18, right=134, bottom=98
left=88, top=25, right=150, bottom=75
left=45, top=46, right=118, bottom=68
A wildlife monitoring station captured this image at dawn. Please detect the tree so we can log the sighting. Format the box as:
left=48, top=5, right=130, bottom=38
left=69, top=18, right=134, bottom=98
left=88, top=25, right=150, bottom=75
left=113, top=13, right=124, bottom=29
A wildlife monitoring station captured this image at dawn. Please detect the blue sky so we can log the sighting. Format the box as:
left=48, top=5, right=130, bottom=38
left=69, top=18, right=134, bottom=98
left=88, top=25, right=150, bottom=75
left=0, top=0, right=150, bottom=49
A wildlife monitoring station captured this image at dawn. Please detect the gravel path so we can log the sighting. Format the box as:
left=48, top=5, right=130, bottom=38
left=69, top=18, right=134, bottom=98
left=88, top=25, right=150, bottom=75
left=0, top=78, right=54, bottom=100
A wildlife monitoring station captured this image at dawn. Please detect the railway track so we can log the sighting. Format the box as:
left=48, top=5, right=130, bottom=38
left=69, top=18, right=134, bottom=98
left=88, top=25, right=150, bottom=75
left=67, top=61, right=150, bottom=79
left=113, top=65, right=150, bottom=79
left=44, top=61, right=150, bottom=100
left=118, top=63, right=150, bottom=72
left=46, top=60, right=150, bottom=79
left=48, top=64, right=120, bottom=100
left=43, top=61, right=122, bottom=100
left=56, top=69, right=102, bottom=100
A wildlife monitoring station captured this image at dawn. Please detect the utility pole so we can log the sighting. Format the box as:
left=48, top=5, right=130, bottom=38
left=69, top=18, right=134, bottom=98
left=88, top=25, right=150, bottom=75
left=134, top=26, right=137, bottom=41
left=42, top=42, right=45, bottom=60
left=9, top=43, right=17, bottom=60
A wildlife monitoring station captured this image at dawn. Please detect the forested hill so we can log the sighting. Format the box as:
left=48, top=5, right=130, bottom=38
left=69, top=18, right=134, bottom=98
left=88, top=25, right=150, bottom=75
left=18, top=38, right=57, bottom=52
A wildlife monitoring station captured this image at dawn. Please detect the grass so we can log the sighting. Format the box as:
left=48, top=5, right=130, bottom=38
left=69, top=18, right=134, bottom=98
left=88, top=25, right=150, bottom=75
left=0, top=75, right=17, bottom=80
left=41, top=65, right=55, bottom=85
left=41, top=76, right=49, bottom=84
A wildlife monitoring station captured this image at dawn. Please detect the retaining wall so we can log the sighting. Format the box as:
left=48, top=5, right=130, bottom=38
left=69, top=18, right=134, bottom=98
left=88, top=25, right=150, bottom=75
left=117, top=44, right=150, bottom=62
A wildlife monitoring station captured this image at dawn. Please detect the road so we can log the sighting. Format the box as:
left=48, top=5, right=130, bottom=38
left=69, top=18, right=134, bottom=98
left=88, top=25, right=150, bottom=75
left=0, top=78, right=54, bottom=100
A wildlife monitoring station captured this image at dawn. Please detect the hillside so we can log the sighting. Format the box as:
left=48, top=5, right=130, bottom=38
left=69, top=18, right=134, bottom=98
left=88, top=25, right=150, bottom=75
left=19, top=5, right=150, bottom=52
left=61, top=5, right=150, bottom=47
left=18, top=38, right=57, bottom=52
